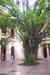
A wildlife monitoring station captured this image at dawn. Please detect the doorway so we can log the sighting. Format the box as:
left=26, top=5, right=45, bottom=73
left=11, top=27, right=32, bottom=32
left=1, top=45, right=6, bottom=61
left=11, top=46, right=15, bottom=59
left=43, top=48, right=47, bottom=58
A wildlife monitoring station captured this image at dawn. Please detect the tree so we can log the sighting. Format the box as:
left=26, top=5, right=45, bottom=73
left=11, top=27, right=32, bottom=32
left=25, top=0, right=29, bottom=11
left=22, top=0, right=26, bottom=13
left=22, top=0, right=29, bottom=13
left=0, top=0, right=50, bottom=63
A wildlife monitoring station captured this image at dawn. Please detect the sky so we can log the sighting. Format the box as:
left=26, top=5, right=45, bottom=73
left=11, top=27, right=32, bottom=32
left=14, top=0, right=36, bottom=12
left=29, top=0, right=36, bottom=6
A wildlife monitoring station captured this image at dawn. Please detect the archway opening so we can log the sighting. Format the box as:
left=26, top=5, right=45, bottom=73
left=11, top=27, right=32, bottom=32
left=11, top=46, right=15, bottom=59
left=43, top=48, right=47, bottom=58
left=1, top=45, right=6, bottom=61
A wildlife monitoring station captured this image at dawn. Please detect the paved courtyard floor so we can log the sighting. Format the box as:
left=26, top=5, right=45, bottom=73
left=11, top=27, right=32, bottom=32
left=0, top=58, right=50, bottom=75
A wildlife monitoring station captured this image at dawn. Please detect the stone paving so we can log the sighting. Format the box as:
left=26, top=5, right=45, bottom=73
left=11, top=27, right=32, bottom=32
left=0, top=58, right=50, bottom=75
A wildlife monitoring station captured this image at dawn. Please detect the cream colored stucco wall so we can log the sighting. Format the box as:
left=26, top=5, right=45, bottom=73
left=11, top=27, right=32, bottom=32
left=6, top=38, right=24, bottom=61
left=0, top=28, right=24, bottom=61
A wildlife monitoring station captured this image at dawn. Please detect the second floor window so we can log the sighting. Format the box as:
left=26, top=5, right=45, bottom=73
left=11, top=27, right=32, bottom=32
left=11, top=28, right=14, bottom=37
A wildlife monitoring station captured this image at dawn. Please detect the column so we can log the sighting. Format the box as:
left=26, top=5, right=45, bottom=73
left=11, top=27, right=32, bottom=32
left=46, top=44, right=49, bottom=58
left=37, top=44, right=44, bottom=59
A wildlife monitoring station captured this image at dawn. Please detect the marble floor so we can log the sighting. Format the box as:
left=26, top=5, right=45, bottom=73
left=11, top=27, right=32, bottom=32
left=0, top=58, right=50, bottom=75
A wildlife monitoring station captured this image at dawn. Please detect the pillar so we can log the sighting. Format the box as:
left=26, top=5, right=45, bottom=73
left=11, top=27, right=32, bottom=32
left=46, top=44, right=49, bottom=58
left=37, top=44, right=44, bottom=59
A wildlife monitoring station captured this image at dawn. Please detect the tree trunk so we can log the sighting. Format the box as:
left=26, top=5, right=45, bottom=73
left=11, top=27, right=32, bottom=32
left=22, top=0, right=25, bottom=13
left=25, top=0, right=29, bottom=11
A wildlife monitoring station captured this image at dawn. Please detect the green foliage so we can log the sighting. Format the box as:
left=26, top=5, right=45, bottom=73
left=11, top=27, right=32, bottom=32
left=0, top=11, right=18, bottom=29
left=23, top=59, right=39, bottom=66
left=0, top=0, right=21, bottom=17
left=0, top=74, right=6, bottom=75
left=0, top=0, right=14, bottom=6
left=48, top=11, right=50, bottom=23
left=47, top=29, right=50, bottom=37
left=0, top=36, right=10, bottom=45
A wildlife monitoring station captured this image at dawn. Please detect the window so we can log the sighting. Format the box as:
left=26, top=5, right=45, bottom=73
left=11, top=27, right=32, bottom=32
left=11, top=28, right=14, bottom=37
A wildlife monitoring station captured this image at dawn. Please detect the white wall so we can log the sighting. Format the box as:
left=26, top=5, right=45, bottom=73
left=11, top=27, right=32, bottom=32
left=6, top=37, right=24, bottom=61
left=37, top=44, right=44, bottom=59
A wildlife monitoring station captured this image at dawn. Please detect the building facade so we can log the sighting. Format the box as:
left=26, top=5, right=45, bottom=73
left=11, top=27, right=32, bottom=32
left=37, top=38, right=50, bottom=59
left=0, top=27, right=50, bottom=61
left=0, top=27, right=24, bottom=61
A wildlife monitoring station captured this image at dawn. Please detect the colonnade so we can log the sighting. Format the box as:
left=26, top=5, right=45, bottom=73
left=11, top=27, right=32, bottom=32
left=37, top=44, right=50, bottom=59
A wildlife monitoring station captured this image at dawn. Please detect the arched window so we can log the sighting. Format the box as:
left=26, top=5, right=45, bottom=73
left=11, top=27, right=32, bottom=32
left=11, top=28, right=14, bottom=37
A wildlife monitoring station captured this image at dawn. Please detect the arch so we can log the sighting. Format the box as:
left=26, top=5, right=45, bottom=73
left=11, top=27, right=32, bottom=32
left=11, top=46, right=15, bottom=59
